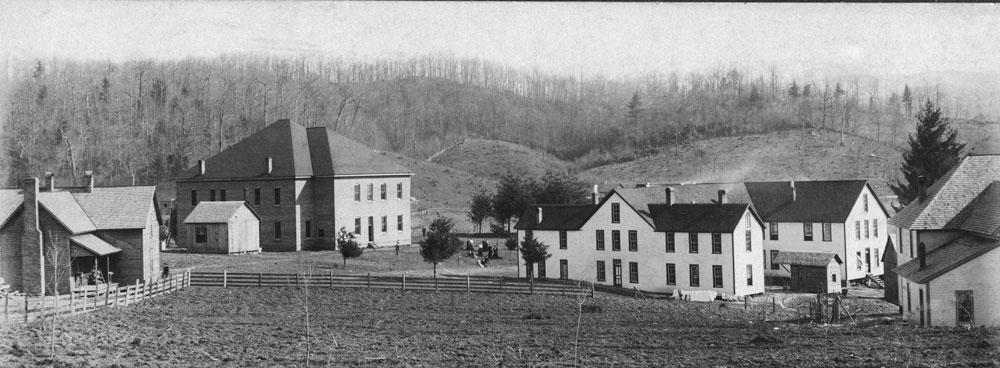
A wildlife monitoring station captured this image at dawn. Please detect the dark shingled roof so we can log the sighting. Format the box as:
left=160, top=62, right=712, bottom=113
left=179, top=120, right=411, bottom=180
left=513, top=204, right=598, bottom=231
left=948, top=181, right=1000, bottom=238
left=889, top=155, right=1000, bottom=230
left=0, top=186, right=157, bottom=231
left=649, top=203, right=760, bottom=233
left=184, top=201, right=259, bottom=224
left=745, top=180, right=885, bottom=223
left=894, top=235, right=1000, bottom=284
left=772, top=251, right=842, bottom=267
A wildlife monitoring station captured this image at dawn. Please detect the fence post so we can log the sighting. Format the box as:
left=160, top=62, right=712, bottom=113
left=467, top=275, right=470, bottom=293
left=224, top=270, right=228, bottom=288
left=24, top=296, right=29, bottom=323
left=498, top=276, right=503, bottom=294
left=367, top=273, right=371, bottom=289
left=330, top=270, right=334, bottom=288
left=258, top=272, right=262, bottom=287
left=530, top=278, right=534, bottom=295
left=105, top=282, right=110, bottom=307
left=402, top=274, right=406, bottom=290
left=772, top=297, right=776, bottom=314
left=591, top=282, right=595, bottom=298
left=744, top=296, right=748, bottom=310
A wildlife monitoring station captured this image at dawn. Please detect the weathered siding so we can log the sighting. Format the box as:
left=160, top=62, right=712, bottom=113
left=38, top=209, right=73, bottom=294
left=228, top=206, right=261, bottom=253
left=177, top=178, right=298, bottom=252
left=926, top=247, right=1000, bottom=327
left=99, top=229, right=148, bottom=284
left=0, top=219, right=24, bottom=290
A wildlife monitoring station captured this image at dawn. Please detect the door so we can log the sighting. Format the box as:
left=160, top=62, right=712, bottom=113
left=367, top=216, right=374, bottom=243
left=612, top=259, right=622, bottom=287
left=956, top=290, right=974, bottom=325
left=919, top=289, right=925, bottom=326
left=865, top=248, right=872, bottom=273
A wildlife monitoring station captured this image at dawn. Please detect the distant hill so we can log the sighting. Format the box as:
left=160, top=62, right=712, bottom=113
left=429, top=138, right=570, bottom=180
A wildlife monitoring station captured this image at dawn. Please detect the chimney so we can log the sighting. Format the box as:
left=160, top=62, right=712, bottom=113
left=84, top=171, right=94, bottom=193
left=665, top=187, right=675, bottom=206
left=718, top=189, right=727, bottom=204
left=918, top=242, right=927, bottom=269
left=198, top=160, right=206, bottom=176
left=790, top=180, right=796, bottom=202
left=536, top=207, right=543, bottom=223
left=592, top=184, right=599, bottom=205
left=265, top=156, right=273, bottom=175
left=21, top=177, right=44, bottom=295
left=44, top=172, right=55, bottom=192
left=917, top=175, right=928, bottom=201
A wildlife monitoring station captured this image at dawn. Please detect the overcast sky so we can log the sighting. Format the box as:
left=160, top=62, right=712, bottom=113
left=2, top=2, right=999, bottom=79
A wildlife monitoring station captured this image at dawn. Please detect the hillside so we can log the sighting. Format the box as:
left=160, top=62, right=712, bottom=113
left=429, top=138, right=570, bottom=180
left=578, top=129, right=906, bottom=196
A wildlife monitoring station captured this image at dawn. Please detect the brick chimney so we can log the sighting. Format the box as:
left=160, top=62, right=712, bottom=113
left=266, top=156, right=273, bottom=175
left=790, top=180, right=796, bottom=202
left=536, top=207, right=543, bottom=224
left=665, top=187, right=675, bottom=206
left=198, top=160, right=206, bottom=176
left=918, top=242, right=927, bottom=269
left=591, top=184, right=599, bottom=205
left=718, top=189, right=727, bottom=204
left=44, top=172, right=55, bottom=192
left=21, top=177, right=44, bottom=295
left=84, top=171, right=94, bottom=193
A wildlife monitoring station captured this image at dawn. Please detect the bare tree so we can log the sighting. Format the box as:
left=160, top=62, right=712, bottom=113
left=44, top=229, right=71, bottom=354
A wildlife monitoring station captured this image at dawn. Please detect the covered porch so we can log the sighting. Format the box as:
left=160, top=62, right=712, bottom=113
left=69, top=233, right=121, bottom=291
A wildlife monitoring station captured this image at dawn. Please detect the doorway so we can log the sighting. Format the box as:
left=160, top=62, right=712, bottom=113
left=865, top=248, right=872, bottom=273
left=367, top=216, right=374, bottom=243
left=612, top=259, right=622, bottom=287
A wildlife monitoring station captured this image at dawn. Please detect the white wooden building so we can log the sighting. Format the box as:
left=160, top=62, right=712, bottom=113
left=184, top=201, right=261, bottom=254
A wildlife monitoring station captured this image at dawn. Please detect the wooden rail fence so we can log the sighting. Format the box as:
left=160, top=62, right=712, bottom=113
left=0, top=270, right=191, bottom=325
left=189, top=271, right=593, bottom=297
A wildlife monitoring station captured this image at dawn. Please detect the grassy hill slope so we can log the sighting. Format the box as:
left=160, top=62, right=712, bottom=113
left=429, top=138, right=570, bottom=180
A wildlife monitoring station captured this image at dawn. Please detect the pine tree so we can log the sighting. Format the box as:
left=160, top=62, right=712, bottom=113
left=890, top=100, right=966, bottom=205
left=519, top=231, right=550, bottom=281
left=419, top=217, right=462, bottom=279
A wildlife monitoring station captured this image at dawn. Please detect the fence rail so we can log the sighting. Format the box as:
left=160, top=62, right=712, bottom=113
left=189, top=271, right=592, bottom=297
left=1, top=271, right=191, bottom=325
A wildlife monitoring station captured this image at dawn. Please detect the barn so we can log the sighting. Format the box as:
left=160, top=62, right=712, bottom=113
left=183, top=201, right=260, bottom=254
left=772, top=251, right=843, bottom=294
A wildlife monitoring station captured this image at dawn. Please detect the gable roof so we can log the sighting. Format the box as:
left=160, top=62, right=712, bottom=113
left=179, top=120, right=411, bottom=181
left=184, top=201, right=259, bottom=224
left=0, top=186, right=157, bottom=231
left=889, top=155, right=1000, bottom=230
left=37, top=192, right=97, bottom=234
left=948, top=181, right=1000, bottom=238
left=745, top=180, right=885, bottom=223
left=513, top=204, right=598, bottom=231
left=894, top=234, right=1000, bottom=284
left=70, top=233, right=122, bottom=256
left=0, top=189, right=23, bottom=228
left=772, top=251, right=843, bottom=267
left=649, top=203, right=760, bottom=233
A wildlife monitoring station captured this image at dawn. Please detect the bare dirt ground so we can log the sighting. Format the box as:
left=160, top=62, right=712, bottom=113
left=1, top=287, right=996, bottom=367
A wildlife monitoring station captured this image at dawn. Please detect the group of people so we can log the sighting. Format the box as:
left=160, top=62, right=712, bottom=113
left=466, top=240, right=501, bottom=267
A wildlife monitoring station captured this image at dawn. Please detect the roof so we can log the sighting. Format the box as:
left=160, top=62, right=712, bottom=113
left=184, top=201, right=259, bottom=224
left=772, top=251, right=843, bottom=266
left=0, top=189, right=23, bottom=228
left=0, top=186, right=157, bottom=231
left=745, top=180, right=885, bottom=223
left=894, top=234, right=1000, bottom=284
left=950, top=181, right=1000, bottom=238
left=513, top=204, right=598, bottom=231
left=179, top=120, right=411, bottom=180
left=613, top=184, right=751, bottom=226
left=70, top=233, right=121, bottom=256
left=889, top=155, right=1000, bottom=230
left=649, top=203, right=760, bottom=233
left=37, top=192, right=97, bottom=234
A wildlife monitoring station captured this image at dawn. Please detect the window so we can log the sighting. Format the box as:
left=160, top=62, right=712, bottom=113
left=822, top=223, right=832, bottom=242
left=874, top=249, right=880, bottom=267
left=559, top=231, right=567, bottom=249
left=194, top=225, right=207, bottom=243
left=770, top=250, right=780, bottom=270
left=397, top=182, right=403, bottom=199
left=596, top=261, right=606, bottom=282
left=210, top=189, right=216, bottom=201
left=803, top=223, right=813, bottom=241
left=243, top=188, right=248, bottom=203
left=380, top=183, right=387, bottom=200
left=832, top=273, right=837, bottom=283
left=628, top=262, right=638, bottom=284
left=689, top=265, right=700, bottom=287
left=611, top=203, right=620, bottom=223
left=254, top=188, right=261, bottom=206
left=745, top=230, right=752, bottom=251
left=367, top=184, right=374, bottom=201
left=318, top=229, right=325, bottom=238
left=596, top=230, right=605, bottom=250
left=863, top=193, right=869, bottom=212
left=745, top=213, right=751, bottom=228
left=397, top=215, right=404, bottom=231
left=274, top=222, right=282, bottom=240
left=665, top=232, right=675, bottom=253
left=537, top=261, right=546, bottom=279
left=305, top=221, right=312, bottom=239
left=381, top=216, right=387, bottom=232
left=354, top=184, right=361, bottom=201
left=559, top=260, right=568, bottom=280
left=611, top=230, right=621, bottom=251
left=956, top=290, right=974, bottom=324
left=367, top=217, right=374, bottom=241
left=856, top=251, right=863, bottom=270
left=711, top=233, right=722, bottom=254
left=274, top=188, right=281, bottom=205
left=769, top=222, right=779, bottom=240
left=220, top=189, right=226, bottom=201
left=864, top=220, right=870, bottom=239
left=712, top=265, right=723, bottom=288
left=628, top=230, right=638, bottom=252
left=873, top=219, right=878, bottom=237
left=688, top=233, right=699, bottom=253
left=855, top=221, right=861, bottom=240
left=354, top=218, right=362, bottom=234
left=746, top=265, right=753, bottom=286
left=665, top=264, right=676, bottom=285
left=191, top=189, right=198, bottom=206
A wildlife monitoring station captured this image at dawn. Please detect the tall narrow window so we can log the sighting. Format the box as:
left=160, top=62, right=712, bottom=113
left=397, top=215, right=404, bottom=231
left=665, top=263, right=676, bottom=285
left=689, top=265, right=700, bottom=287
left=274, top=222, right=282, bottom=240
left=611, top=230, right=621, bottom=251
left=628, top=262, right=638, bottom=284
left=397, top=182, right=403, bottom=199
left=711, top=233, right=722, bottom=254
left=367, top=184, right=374, bottom=201
left=595, top=230, right=605, bottom=250
left=220, top=189, right=226, bottom=201
left=381, top=216, right=387, bottom=232
left=745, top=213, right=751, bottom=228
left=873, top=219, right=879, bottom=237
left=665, top=232, right=675, bottom=253
left=254, top=188, right=261, bottom=206
left=822, top=223, right=832, bottom=242
left=746, top=265, right=754, bottom=286
left=274, top=188, right=281, bottom=205
left=628, top=230, right=637, bottom=252
left=855, top=221, right=861, bottom=240
left=354, top=218, right=361, bottom=234
left=956, top=290, right=974, bottom=324
left=875, top=249, right=880, bottom=267
left=769, top=222, right=779, bottom=240
left=380, top=183, right=387, bottom=200
left=560, top=260, right=568, bottom=280
left=538, top=261, right=546, bottom=279
left=354, top=184, right=361, bottom=201
left=688, top=233, right=699, bottom=253
left=611, top=203, right=620, bottom=223
left=770, top=250, right=780, bottom=270
left=745, top=230, right=752, bottom=251
left=305, top=221, right=312, bottom=239
left=803, top=223, right=813, bottom=241
left=864, top=220, right=870, bottom=239
left=596, top=261, right=606, bottom=282
left=712, top=265, right=723, bottom=288
left=559, top=231, right=567, bottom=250
left=863, top=193, right=869, bottom=212
left=210, top=189, right=216, bottom=201
left=191, top=189, right=198, bottom=206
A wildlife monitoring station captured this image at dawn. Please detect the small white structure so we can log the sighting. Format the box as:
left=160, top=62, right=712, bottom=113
left=183, top=201, right=260, bottom=254
left=772, top=251, right=843, bottom=294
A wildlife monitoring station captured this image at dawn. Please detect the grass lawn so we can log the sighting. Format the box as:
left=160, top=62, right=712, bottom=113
left=1, top=287, right=996, bottom=367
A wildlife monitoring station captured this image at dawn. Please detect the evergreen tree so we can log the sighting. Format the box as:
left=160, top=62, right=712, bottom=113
left=902, top=85, right=913, bottom=116
left=419, top=217, right=462, bottom=279
left=626, top=91, right=642, bottom=126
left=890, top=100, right=966, bottom=205
left=491, top=173, right=537, bottom=232
left=519, top=231, right=550, bottom=281
left=467, top=189, right=492, bottom=234
left=534, top=171, right=589, bottom=205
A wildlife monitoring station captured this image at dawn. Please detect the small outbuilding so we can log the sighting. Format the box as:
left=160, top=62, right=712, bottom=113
left=183, top=201, right=260, bottom=254
left=772, top=251, right=843, bottom=294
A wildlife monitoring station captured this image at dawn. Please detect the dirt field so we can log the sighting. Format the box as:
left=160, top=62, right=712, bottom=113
left=1, top=286, right=996, bottom=367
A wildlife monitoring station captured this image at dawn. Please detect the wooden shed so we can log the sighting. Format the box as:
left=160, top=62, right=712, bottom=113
left=772, top=251, right=843, bottom=294
left=183, top=201, right=260, bottom=254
